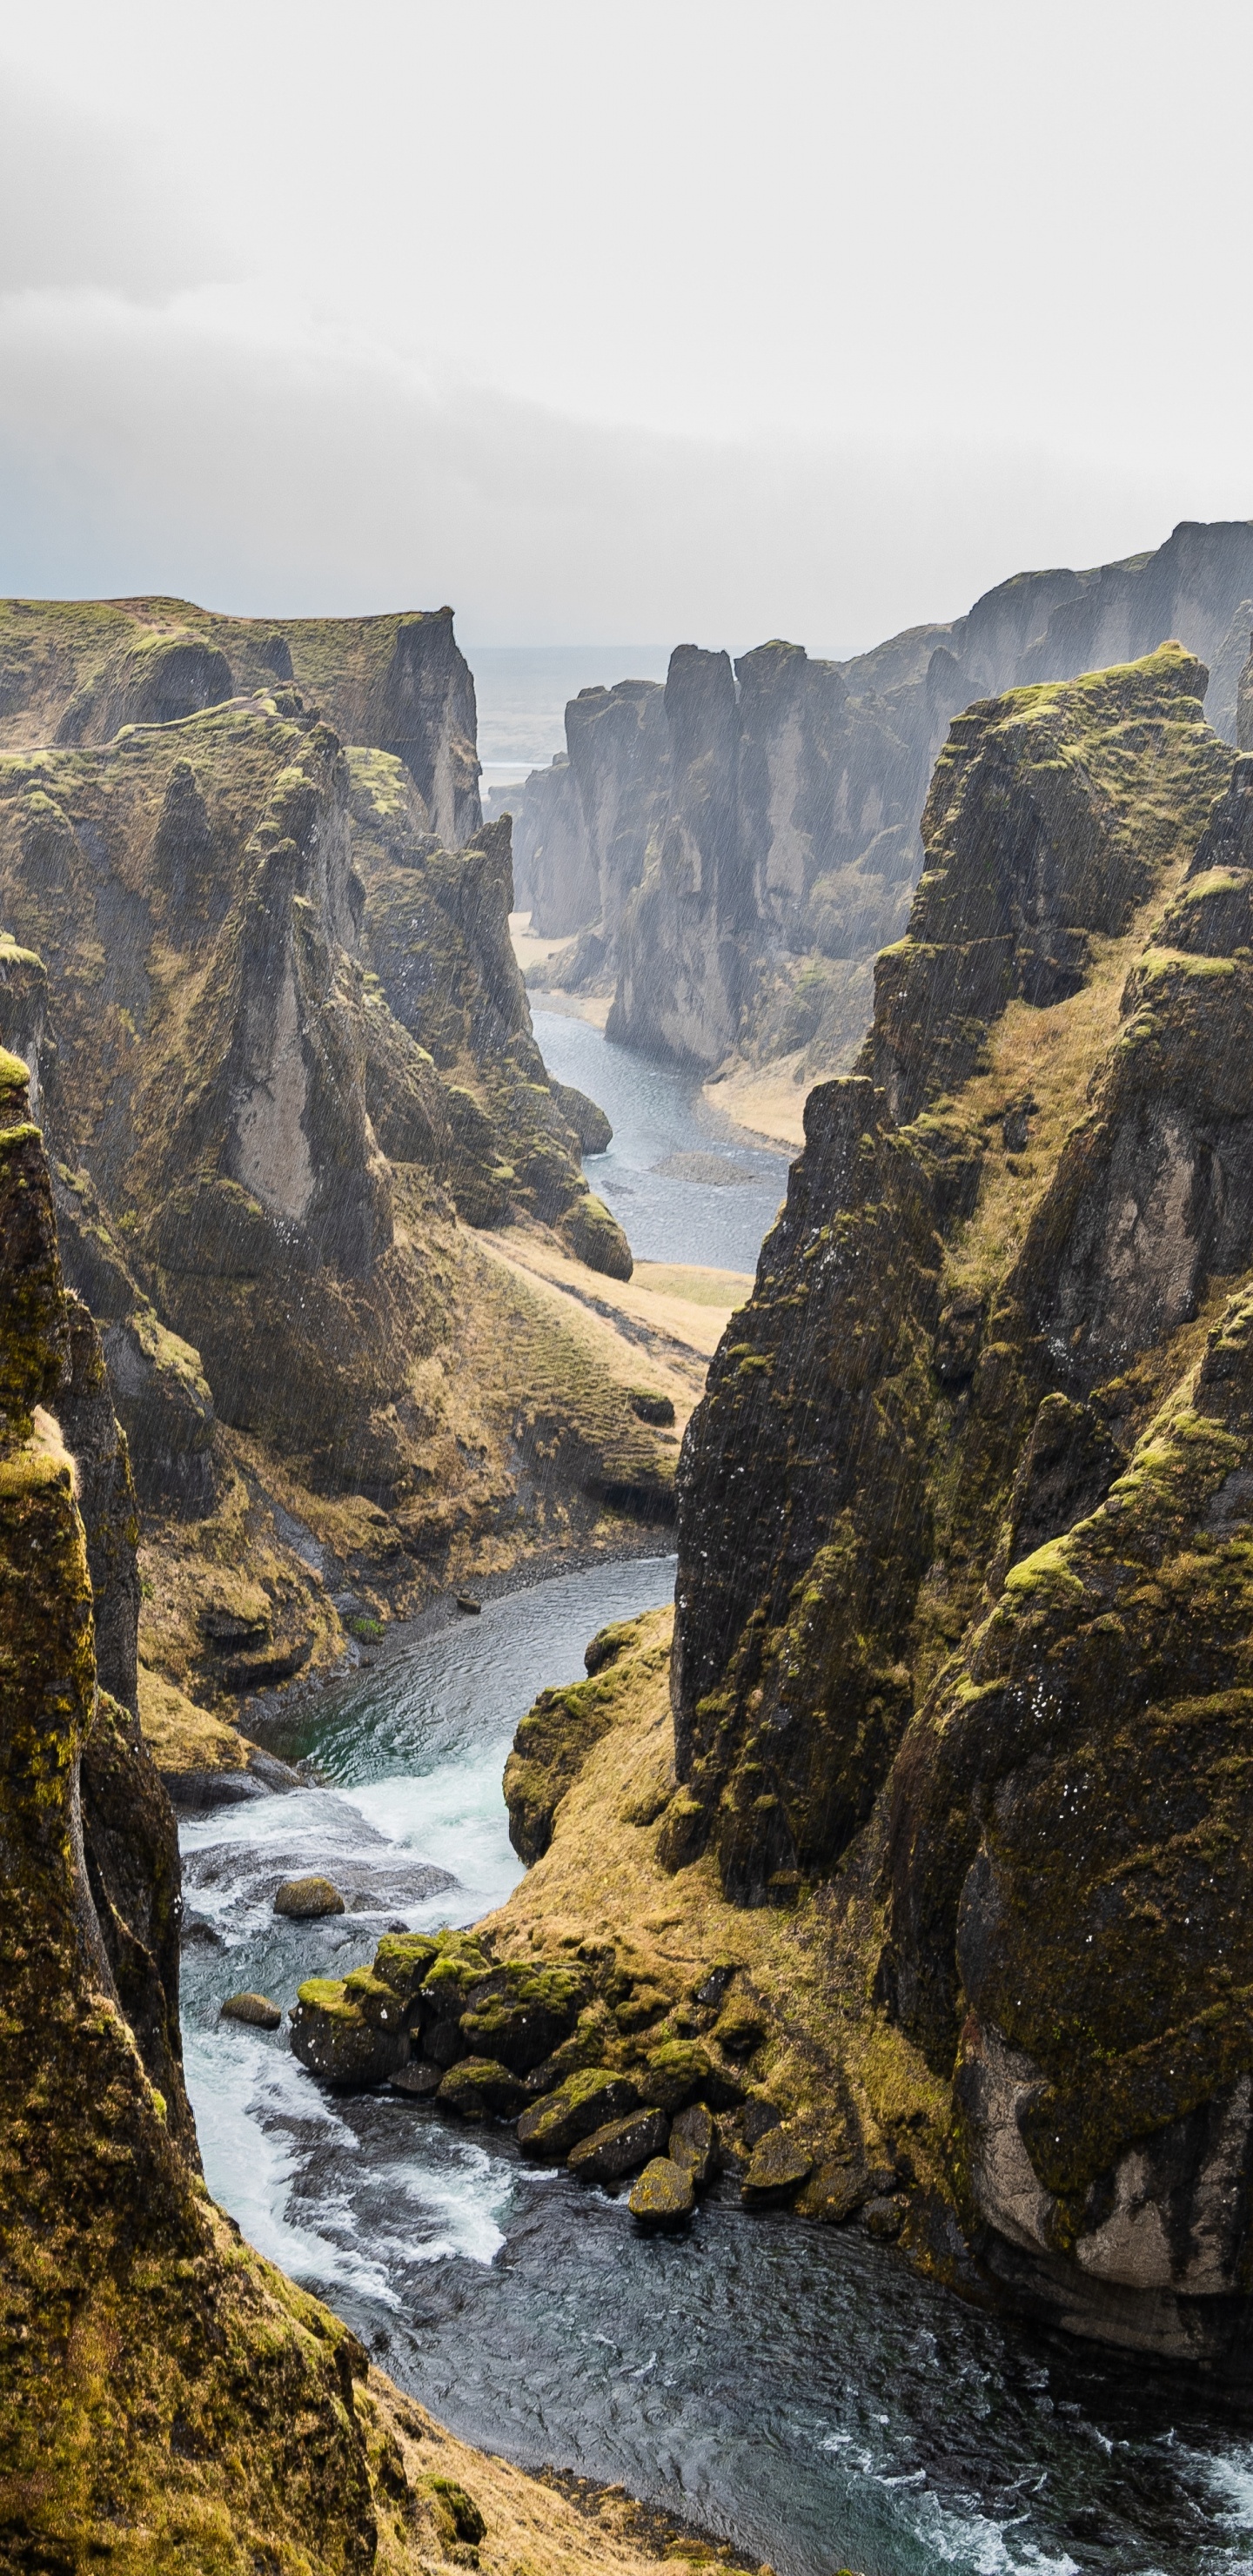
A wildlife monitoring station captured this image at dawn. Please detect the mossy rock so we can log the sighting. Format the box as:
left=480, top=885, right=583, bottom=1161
left=567, top=2107, right=668, bottom=2184
left=274, top=1874, right=345, bottom=1919
left=436, top=2056, right=529, bottom=2119
left=289, top=1980, right=406, bottom=2087
left=637, top=2038, right=742, bottom=2114
left=627, top=1385, right=675, bottom=1426
left=372, top=1930, right=441, bottom=2000
left=422, top=2472, right=486, bottom=2554
left=667, top=2101, right=716, bottom=2186
left=342, top=1967, right=408, bottom=2032
left=458, top=1961, right=586, bottom=2072
left=627, top=2156, right=694, bottom=2228
left=740, top=2127, right=813, bottom=2202
left=516, top=2066, right=640, bottom=2159
left=559, top=1190, right=633, bottom=1281
left=219, top=1990, right=281, bottom=2031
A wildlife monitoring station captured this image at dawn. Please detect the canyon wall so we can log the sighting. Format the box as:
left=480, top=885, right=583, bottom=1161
left=660, top=642, right=1253, bottom=2363
left=0, top=1050, right=705, bottom=2570
left=0, top=618, right=670, bottom=1735
left=0, top=594, right=482, bottom=844
left=509, top=518, right=1253, bottom=1078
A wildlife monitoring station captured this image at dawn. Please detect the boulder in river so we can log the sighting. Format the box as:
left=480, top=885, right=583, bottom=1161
left=628, top=2157, right=695, bottom=2228
left=289, top=1976, right=406, bottom=2086
left=273, top=1874, right=345, bottom=1919
left=567, top=2107, right=669, bottom=2183
left=389, top=2059, right=443, bottom=2097
left=667, top=2100, right=716, bottom=2186
left=219, top=1990, right=282, bottom=2031
left=517, top=2068, right=640, bottom=2159
left=436, top=2057, right=530, bottom=2119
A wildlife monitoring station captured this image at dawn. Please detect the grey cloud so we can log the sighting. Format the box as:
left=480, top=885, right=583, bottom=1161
left=0, top=286, right=1220, bottom=647
left=0, top=70, right=239, bottom=296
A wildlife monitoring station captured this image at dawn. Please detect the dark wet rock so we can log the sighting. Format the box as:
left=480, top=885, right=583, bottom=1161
left=274, top=1875, right=345, bottom=1920
left=220, top=1991, right=282, bottom=2031
left=567, top=2107, right=669, bottom=2184
left=456, top=1593, right=482, bottom=1613
left=667, top=2101, right=716, bottom=2187
left=628, top=2156, right=695, bottom=2229
left=741, top=2129, right=814, bottom=2203
left=516, top=2068, right=641, bottom=2160
left=436, top=2056, right=529, bottom=2120
left=289, top=1977, right=405, bottom=2087
left=863, top=2195, right=905, bottom=2241
left=390, top=2058, right=443, bottom=2098
left=795, top=2158, right=871, bottom=2224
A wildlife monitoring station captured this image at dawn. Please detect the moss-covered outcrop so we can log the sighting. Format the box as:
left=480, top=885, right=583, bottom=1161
left=349, top=764, right=630, bottom=1271
left=0, top=594, right=482, bottom=845
left=0, top=1054, right=746, bottom=2575
left=0, top=680, right=669, bottom=1745
left=655, top=644, right=1253, bottom=2364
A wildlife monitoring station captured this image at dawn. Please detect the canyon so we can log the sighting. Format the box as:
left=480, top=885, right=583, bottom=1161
left=506, top=519, right=1253, bottom=1120
left=9, top=566, right=1253, bottom=2571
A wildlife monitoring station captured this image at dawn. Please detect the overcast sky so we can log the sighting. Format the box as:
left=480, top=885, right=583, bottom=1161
left=0, top=0, right=1250, bottom=652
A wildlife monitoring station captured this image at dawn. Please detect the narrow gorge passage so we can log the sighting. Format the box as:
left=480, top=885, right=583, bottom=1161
left=531, top=1007, right=789, bottom=1272
left=181, top=1561, right=1253, bottom=2576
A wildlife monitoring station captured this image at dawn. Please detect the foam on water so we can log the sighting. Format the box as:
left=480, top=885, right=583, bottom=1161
left=180, top=1554, right=1253, bottom=2576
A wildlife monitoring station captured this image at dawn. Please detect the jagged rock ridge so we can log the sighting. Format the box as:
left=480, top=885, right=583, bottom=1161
left=508, top=518, right=1253, bottom=1082
left=0, top=661, right=667, bottom=1728
left=669, top=643, right=1253, bottom=2365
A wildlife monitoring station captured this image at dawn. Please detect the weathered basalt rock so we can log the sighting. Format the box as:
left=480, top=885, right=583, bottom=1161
left=511, top=520, right=1253, bottom=1087
left=669, top=644, right=1253, bottom=2368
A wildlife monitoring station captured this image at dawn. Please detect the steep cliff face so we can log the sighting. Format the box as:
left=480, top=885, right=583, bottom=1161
left=0, top=1056, right=712, bottom=2571
left=661, top=644, right=1253, bottom=2362
left=508, top=520, right=1253, bottom=1087
left=607, top=649, right=754, bottom=1064
left=517, top=678, right=671, bottom=945
left=0, top=594, right=482, bottom=843
left=0, top=686, right=663, bottom=1732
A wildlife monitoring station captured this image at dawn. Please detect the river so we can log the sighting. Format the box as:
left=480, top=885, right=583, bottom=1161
left=178, top=1030, right=1253, bottom=2576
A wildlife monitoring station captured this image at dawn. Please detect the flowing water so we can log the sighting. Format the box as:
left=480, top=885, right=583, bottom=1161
left=178, top=1017, right=1253, bottom=2573
left=531, top=1006, right=789, bottom=1273
left=181, top=1559, right=1253, bottom=2576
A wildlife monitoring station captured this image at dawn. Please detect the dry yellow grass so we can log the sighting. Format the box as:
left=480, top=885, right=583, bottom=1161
left=943, top=852, right=1195, bottom=1300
